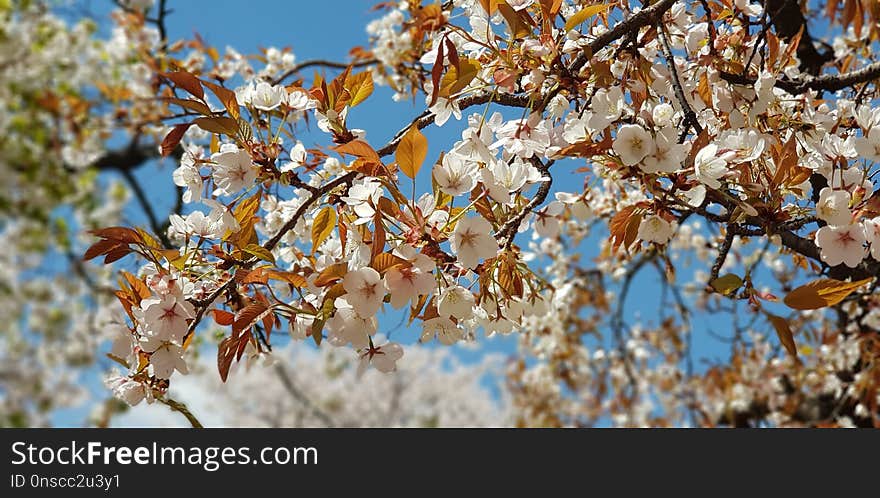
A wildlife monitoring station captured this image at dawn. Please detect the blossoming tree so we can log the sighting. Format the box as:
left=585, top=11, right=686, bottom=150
left=5, top=0, right=880, bottom=427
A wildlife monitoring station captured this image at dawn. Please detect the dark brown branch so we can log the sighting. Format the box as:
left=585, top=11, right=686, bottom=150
left=496, top=157, right=553, bottom=248
left=657, top=23, right=703, bottom=142
left=720, top=61, right=880, bottom=95
left=568, top=0, right=679, bottom=74
left=710, top=229, right=735, bottom=281
left=92, top=144, right=156, bottom=172
left=761, top=0, right=832, bottom=76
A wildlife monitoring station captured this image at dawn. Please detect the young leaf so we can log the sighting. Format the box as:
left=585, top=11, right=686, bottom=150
left=439, top=59, right=481, bottom=97
left=345, top=70, right=374, bottom=108
left=200, top=79, right=240, bottom=120
left=396, top=125, right=428, bottom=180
left=243, top=244, right=276, bottom=265
left=193, top=116, right=240, bottom=136
left=161, top=71, right=205, bottom=100
left=766, top=313, right=799, bottom=360
left=710, top=274, right=743, bottom=296
left=332, top=139, right=382, bottom=165
left=213, top=309, right=236, bottom=326
left=429, top=37, right=445, bottom=107
left=313, top=262, right=348, bottom=287
left=162, top=97, right=212, bottom=116
left=783, top=277, right=873, bottom=310
left=311, top=206, right=337, bottom=253
left=161, top=123, right=192, bottom=157
left=232, top=302, right=271, bottom=338
left=609, top=205, right=642, bottom=253
left=564, top=3, right=611, bottom=32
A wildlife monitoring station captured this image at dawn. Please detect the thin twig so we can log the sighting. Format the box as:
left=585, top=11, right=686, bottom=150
left=158, top=396, right=204, bottom=428
left=272, top=58, right=379, bottom=85
left=657, top=23, right=703, bottom=142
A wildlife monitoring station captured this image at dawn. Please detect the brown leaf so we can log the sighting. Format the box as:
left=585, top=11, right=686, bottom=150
left=372, top=253, right=408, bottom=274
left=90, top=227, right=144, bottom=244
left=766, top=313, right=799, bottom=360
left=162, top=71, right=204, bottom=100
left=161, top=123, right=192, bottom=157
left=232, top=302, right=270, bottom=338
left=332, top=139, right=381, bottom=165
left=783, top=277, right=873, bottom=310
left=161, top=97, right=212, bottom=116
left=313, top=262, right=348, bottom=287
left=213, top=309, right=235, bottom=326
left=193, top=116, right=240, bottom=136
left=430, top=36, right=445, bottom=107
left=200, top=79, right=240, bottom=120
left=217, top=335, right=243, bottom=382
left=609, top=205, right=642, bottom=253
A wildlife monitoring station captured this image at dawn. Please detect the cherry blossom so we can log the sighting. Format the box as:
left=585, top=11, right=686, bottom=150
left=140, top=294, right=195, bottom=344
left=434, top=154, right=478, bottom=197
left=211, top=144, right=257, bottom=196
left=694, top=144, right=735, bottom=189
left=385, top=264, right=434, bottom=309
left=815, top=225, right=868, bottom=268
left=816, top=188, right=853, bottom=227
left=613, top=124, right=654, bottom=166
left=437, top=285, right=475, bottom=320
left=450, top=216, right=499, bottom=269
left=342, top=267, right=386, bottom=318
left=250, top=81, right=286, bottom=111
left=357, top=342, right=404, bottom=375
left=637, top=215, right=676, bottom=245
left=420, top=317, right=463, bottom=345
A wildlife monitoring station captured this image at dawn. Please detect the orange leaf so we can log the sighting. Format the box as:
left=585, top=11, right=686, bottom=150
left=783, top=277, right=873, bottom=310
left=333, top=139, right=382, bottom=164
left=200, top=79, right=240, bottom=120
left=766, top=313, right=799, bottom=360
left=313, top=262, right=348, bottom=287
left=344, top=70, right=374, bottom=108
left=311, top=206, right=337, bottom=253
left=396, top=125, right=428, bottom=179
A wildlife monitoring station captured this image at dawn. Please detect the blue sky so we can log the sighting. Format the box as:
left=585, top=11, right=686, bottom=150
left=47, top=0, right=788, bottom=426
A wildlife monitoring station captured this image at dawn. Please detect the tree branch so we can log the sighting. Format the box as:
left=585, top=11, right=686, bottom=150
left=496, top=157, right=553, bottom=248
left=272, top=58, right=379, bottom=85
left=720, top=61, right=880, bottom=95
left=657, top=23, right=703, bottom=142
left=158, top=395, right=204, bottom=428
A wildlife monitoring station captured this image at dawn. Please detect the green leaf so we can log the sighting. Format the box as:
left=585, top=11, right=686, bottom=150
left=243, top=244, right=276, bottom=265
left=710, top=274, right=743, bottom=296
